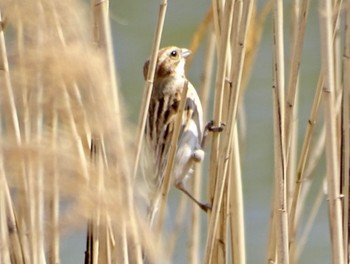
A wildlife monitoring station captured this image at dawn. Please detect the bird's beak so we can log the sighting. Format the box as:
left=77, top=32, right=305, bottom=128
left=182, top=49, right=192, bottom=58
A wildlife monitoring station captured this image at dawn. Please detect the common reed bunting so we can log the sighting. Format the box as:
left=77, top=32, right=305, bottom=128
left=144, top=46, right=222, bottom=213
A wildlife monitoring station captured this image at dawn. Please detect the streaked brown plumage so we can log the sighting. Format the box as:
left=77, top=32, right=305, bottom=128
left=144, top=46, right=210, bottom=212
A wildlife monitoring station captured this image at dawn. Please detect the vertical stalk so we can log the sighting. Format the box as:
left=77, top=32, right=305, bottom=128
left=230, top=125, right=245, bottom=264
left=0, top=10, right=21, bottom=143
left=227, top=1, right=254, bottom=263
left=295, top=180, right=325, bottom=261
left=319, top=0, right=344, bottom=262
left=0, top=125, right=11, bottom=264
left=133, top=0, right=168, bottom=180
left=271, top=0, right=289, bottom=262
left=207, top=0, right=234, bottom=207
left=342, top=1, right=350, bottom=262
left=156, top=82, right=189, bottom=235
left=284, top=0, right=309, bottom=165
left=0, top=9, right=26, bottom=264
left=205, top=1, right=234, bottom=263
left=288, top=75, right=323, bottom=259
left=188, top=31, right=216, bottom=264
left=91, top=0, right=131, bottom=188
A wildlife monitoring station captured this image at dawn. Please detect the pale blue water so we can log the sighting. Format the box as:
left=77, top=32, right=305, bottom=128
left=61, top=1, right=331, bottom=263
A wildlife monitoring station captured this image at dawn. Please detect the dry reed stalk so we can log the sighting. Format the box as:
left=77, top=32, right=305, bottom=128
left=95, top=140, right=116, bottom=264
left=291, top=125, right=327, bottom=259
left=199, top=31, right=216, bottom=120
left=342, top=2, right=350, bottom=262
left=319, top=0, right=344, bottom=262
left=0, top=1, right=166, bottom=264
left=219, top=181, right=230, bottom=263
left=271, top=81, right=289, bottom=262
left=0, top=11, right=26, bottom=264
left=292, top=60, right=350, bottom=258
left=133, top=0, right=168, bottom=181
left=188, top=31, right=216, bottom=264
left=189, top=165, right=201, bottom=264
left=211, top=2, right=242, bottom=261
left=89, top=2, right=114, bottom=262
left=239, top=0, right=273, bottom=93
left=47, top=106, right=60, bottom=264
left=284, top=0, right=308, bottom=223
left=266, top=202, right=277, bottom=263
left=233, top=2, right=272, bottom=160
left=0, top=11, right=21, bottom=143
left=90, top=0, right=146, bottom=262
left=59, top=88, right=94, bottom=261
left=205, top=1, right=234, bottom=263
left=295, top=178, right=325, bottom=261
left=290, top=57, right=344, bottom=259
left=286, top=98, right=298, bottom=220
left=186, top=7, right=213, bottom=69
left=284, top=0, right=309, bottom=166
left=288, top=74, right=323, bottom=241
left=230, top=126, right=245, bottom=264
left=0, top=136, right=17, bottom=263
left=155, top=82, right=189, bottom=236
left=16, top=16, right=32, bottom=261
left=0, top=172, right=11, bottom=264
left=29, top=4, right=46, bottom=262
left=207, top=0, right=234, bottom=217
left=167, top=193, right=187, bottom=259
left=333, top=1, right=342, bottom=99
left=41, top=6, right=65, bottom=260
left=2, top=35, right=29, bottom=263
left=225, top=1, right=254, bottom=263
left=270, top=0, right=289, bottom=262
left=211, top=0, right=224, bottom=49
left=205, top=1, right=253, bottom=263
left=90, top=140, right=103, bottom=264
left=91, top=0, right=132, bottom=176
left=288, top=75, right=323, bottom=262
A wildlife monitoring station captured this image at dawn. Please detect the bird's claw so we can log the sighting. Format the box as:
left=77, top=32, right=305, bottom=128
left=201, top=121, right=226, bottom=148
left=205, top=120, right=226, bottom=133
left=199, top=202, right=212, bottom=213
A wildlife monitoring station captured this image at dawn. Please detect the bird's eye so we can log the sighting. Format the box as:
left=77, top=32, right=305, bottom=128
left=170, top=50, right=178, bottom=57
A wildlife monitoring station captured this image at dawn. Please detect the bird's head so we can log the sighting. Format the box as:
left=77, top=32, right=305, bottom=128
left=143, top=46, right=191, bottom=80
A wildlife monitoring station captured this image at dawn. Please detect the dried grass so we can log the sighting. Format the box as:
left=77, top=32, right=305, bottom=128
left=1, top=0, right=350, bottom=263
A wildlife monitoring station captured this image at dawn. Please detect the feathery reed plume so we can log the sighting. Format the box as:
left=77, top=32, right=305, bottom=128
left=0, top=1, right=161, bottom=263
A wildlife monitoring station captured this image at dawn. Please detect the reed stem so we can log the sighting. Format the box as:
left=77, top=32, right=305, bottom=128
left=271, top=0, right=289, bottom=262
left=133, top=0, right=168, bottom=181
left=319, top=0, right=344, bottom=262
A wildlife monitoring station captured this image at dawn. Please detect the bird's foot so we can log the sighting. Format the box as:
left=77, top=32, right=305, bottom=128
left=205, top=120, right=226, bottom=133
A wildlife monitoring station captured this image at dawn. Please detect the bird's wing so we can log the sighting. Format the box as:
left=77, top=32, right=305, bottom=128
left=183, top=82, right=204, bottom=140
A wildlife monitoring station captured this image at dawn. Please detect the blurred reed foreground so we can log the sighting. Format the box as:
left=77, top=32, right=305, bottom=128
left=0, top=0, right=350, bottom=263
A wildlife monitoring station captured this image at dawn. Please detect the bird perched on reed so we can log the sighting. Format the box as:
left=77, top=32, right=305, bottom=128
left=143, top=46, right=221, bottom=216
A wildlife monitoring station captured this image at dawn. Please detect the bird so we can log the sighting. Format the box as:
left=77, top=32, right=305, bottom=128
left=143, top=46, right=220, bottom=216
